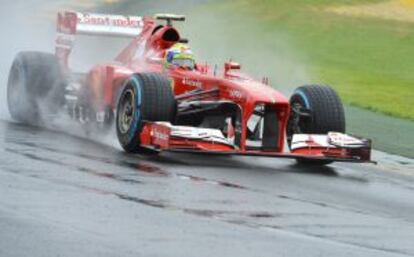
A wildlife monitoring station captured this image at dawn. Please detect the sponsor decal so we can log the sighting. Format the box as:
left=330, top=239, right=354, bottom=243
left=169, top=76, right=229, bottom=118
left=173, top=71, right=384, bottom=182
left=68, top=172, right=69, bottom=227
left=153, top=129, right=169, bottom=141
left=182, top=78, right=202, bottom=88
left=151, top=125, right=170, bottom=148
left=228, top=89, right=243, bottom=99
left=55, top=33, right=75, bottom=48
left=328, top=132, right=366, bottom=148
left=77, top=13, right=142, bottom=28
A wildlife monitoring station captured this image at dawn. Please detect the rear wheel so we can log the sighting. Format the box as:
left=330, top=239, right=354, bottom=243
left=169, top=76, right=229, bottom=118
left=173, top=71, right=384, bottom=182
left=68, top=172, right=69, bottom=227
left=7, top=51, right=65, bottom=125
left=287, top=85, right=345, bottom=165
left=116, top=73, right=176, bottom=153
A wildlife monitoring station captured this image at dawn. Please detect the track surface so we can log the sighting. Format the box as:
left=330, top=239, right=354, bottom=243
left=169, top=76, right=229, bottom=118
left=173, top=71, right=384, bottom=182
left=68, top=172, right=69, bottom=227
left=1, top=120, right=414, bottom=257
left=1, top=1, right=414, bottom=257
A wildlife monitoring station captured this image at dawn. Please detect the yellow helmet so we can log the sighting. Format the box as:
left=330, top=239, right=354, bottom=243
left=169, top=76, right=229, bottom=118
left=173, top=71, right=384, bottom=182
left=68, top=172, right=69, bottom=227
left=165, top=43, right=195, bottom=70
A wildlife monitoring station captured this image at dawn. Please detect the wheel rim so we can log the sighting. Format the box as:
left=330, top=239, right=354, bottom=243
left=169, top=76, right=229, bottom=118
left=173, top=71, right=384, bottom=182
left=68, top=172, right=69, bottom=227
left=118, top=89, right=135, bottom=134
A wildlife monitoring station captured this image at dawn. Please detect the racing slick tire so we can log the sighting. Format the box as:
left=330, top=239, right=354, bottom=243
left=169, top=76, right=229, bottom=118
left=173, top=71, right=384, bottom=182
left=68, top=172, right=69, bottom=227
left=287, top=85, right=345, bottom=165
left=116, top=73, right=176, bottom=153
left=7, top=51, right=65, bottom=125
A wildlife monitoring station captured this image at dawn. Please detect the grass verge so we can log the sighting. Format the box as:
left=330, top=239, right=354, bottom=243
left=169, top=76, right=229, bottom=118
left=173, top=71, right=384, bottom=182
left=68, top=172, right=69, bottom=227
left=195, top=0, right=414, bottom=120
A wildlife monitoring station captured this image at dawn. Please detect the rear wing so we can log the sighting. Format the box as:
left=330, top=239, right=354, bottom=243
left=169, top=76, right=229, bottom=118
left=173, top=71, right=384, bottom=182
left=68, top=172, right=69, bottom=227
left=57, top=11, right=144, bottom=37
left=56, top=11, right=144, bottom=68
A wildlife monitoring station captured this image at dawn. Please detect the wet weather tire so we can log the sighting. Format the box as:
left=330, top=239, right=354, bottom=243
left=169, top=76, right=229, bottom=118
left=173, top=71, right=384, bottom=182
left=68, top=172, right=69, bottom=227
left=7, top=51, right=65, bottom=125
left=116, top=73, right=176, bottom=153
left=287, top=85, right=345, bottom=165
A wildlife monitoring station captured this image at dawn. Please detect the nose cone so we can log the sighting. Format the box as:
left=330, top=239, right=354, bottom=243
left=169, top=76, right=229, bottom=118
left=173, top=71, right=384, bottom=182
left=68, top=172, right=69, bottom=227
left=239, top=80, right=289, bottom=104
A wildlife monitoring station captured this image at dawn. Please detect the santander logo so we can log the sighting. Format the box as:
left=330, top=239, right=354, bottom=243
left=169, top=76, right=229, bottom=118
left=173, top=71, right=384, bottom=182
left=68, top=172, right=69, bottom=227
left=78, top=13, right=141, bottom=28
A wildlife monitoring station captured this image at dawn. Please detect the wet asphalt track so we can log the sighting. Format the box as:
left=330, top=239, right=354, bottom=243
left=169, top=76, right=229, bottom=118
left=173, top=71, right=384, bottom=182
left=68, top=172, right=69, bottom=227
left=1, top=120, right=414, bottom=257
left=1, top=1, right=414, bottom=256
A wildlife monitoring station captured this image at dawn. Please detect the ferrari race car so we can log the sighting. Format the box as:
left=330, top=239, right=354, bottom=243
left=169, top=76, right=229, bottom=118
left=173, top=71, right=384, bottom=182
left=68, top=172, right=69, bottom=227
left=7, top=12, right=373, bottom=165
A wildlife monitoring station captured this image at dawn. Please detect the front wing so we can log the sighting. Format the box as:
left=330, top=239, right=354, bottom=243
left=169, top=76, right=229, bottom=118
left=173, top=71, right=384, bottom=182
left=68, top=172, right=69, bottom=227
left=138, top=122, right=373, bottom=163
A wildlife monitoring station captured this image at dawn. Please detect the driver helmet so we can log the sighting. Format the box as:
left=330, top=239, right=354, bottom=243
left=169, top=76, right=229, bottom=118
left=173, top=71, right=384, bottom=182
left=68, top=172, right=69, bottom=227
left=165, top=43, right=195, bottom=70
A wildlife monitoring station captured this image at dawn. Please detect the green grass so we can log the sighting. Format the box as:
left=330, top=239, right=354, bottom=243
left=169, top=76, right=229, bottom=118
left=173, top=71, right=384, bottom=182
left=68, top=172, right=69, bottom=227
left=189, top=0, right=414, bottom=120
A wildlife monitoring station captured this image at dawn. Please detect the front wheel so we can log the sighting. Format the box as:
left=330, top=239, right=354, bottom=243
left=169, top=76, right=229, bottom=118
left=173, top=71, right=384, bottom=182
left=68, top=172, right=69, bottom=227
left=287, top=85, right=346, bottom=165
left=116, top=73, right=176, bottom=153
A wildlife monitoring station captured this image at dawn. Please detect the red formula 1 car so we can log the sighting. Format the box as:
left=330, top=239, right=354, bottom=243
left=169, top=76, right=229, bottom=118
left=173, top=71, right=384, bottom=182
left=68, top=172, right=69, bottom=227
left=7, top=12, right=373, bottom=165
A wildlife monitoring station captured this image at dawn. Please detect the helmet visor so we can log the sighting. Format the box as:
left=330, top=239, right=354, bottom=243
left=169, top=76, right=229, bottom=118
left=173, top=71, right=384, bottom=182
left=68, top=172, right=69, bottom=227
left=171, top=58, right=195, bottom=70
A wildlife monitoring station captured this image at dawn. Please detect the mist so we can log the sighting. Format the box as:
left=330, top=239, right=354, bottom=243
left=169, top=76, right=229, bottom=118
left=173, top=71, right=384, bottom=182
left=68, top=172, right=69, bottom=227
left=100, top=0, right=311, bottom=92
left=0, top=1, right=58, bottom=120
left=182, top=10, right=311, bottom=95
